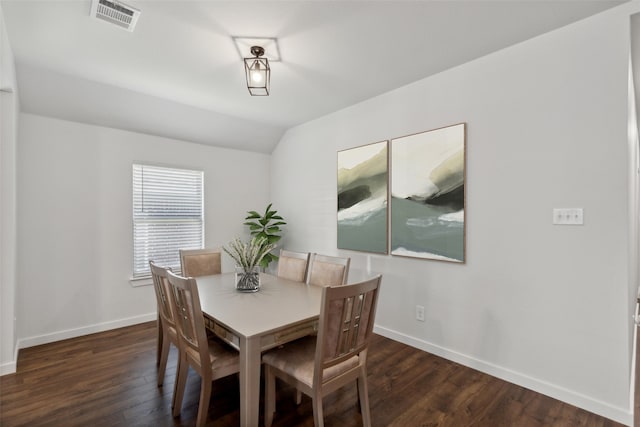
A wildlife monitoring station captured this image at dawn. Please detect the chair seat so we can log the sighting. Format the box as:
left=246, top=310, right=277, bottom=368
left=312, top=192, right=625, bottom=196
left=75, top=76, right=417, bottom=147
left=185, top=336, right=239, bottom=372
left=262, top=336, right=358, bottom=388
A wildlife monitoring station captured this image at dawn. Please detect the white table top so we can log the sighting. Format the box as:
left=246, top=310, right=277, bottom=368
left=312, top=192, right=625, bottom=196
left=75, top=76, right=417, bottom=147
left=196, top=272, right=323, bottom=338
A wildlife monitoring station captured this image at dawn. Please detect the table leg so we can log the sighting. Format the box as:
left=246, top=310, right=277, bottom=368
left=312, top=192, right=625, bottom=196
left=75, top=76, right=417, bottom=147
left=239, top=335, right=261, bottom=427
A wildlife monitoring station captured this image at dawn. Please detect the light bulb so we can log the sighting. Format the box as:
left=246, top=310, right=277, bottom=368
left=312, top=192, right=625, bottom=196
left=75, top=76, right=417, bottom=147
left=251, top=71, right=263, bottom=83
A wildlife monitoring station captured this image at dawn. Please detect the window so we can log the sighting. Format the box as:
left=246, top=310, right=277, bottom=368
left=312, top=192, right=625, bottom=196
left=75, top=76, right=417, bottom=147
left=132, top=164, right=203, bottom=278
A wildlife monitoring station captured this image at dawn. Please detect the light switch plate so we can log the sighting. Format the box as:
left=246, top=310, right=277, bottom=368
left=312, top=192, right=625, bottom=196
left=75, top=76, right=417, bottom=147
left=553, top=208, right=583, bottom=225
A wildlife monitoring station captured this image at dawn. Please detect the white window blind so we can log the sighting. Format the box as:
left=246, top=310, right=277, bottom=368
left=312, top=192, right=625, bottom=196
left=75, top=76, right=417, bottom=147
left=132, top=164, right=203, bottom=278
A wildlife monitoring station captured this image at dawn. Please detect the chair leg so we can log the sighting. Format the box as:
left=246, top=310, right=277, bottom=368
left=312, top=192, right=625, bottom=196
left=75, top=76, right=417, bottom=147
left=357, top=369, right=371, bottom=427
left=172, top=354, right=188, bottom=417
left=264, top=365, right=276, bottom=427
left=157, top=334, right=171, bottom=387
left=311, top=393, right=324, bottom=427
left=295, top=389, right=302, bottom=405
left=156, top=315, right=163, bottom=366
left=195, top=380, right=213, bottom=427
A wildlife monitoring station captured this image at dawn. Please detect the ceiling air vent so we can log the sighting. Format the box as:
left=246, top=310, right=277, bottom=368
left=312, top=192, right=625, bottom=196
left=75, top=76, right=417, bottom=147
left=90, top=0, right=140, bottom=32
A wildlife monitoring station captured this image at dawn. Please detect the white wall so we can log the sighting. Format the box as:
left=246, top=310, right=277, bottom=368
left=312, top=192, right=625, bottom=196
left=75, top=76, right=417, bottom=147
left=272, top=3, right=639, bottom=424
left=16, top=113, right=271, bottom=346
left=0, top=3, right=18, bottom=375
left=630, top=12, right=640, bottom=413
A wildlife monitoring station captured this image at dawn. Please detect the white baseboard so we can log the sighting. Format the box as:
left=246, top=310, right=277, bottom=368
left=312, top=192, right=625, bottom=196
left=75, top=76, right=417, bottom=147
left=0, top=341, right=20, bottom=376
left=374, top=325, right=632, bottom=427
left=0, top=360, right=16, bottom=376
left=17, top=312, right=156, bottom=350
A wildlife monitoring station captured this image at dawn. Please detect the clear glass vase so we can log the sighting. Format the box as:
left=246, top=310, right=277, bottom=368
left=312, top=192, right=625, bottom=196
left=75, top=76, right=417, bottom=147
left=235, top=266, right=260, bottom=292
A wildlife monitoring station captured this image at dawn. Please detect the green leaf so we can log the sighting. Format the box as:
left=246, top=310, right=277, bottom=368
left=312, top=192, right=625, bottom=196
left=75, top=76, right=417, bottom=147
left=243, top=204, right=285, bottom=257
left=267, top=235, right=281, bottom=243
left=260, top=252, right=275, bottom=269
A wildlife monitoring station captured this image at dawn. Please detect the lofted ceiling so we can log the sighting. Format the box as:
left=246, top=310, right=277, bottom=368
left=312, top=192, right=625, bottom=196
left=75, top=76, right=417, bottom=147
left=0, top=0, right=628, bottom=153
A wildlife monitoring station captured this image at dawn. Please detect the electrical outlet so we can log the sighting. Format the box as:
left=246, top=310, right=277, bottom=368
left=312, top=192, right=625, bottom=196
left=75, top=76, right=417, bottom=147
left=415, top=305, right=425, bottom=322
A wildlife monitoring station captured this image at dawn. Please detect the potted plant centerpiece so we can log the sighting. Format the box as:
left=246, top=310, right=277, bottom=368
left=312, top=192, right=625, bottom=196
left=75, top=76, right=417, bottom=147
left=224, top=236, right=276, bottom=292
left=244, top=203, right=286, bottom=271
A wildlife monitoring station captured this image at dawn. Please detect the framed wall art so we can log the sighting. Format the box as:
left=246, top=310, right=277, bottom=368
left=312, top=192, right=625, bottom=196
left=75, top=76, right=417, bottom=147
left=337, top=140, right=388, bottom=254
left=390, top=123, right=466, bottom=262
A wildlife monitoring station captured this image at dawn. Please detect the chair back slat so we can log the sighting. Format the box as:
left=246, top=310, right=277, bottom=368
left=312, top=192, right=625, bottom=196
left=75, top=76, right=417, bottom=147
left=179, top=248, right=222, bottom=277
left=316, top=275, right=381, bottom=373
left=337, top=294, right=367, bottom=355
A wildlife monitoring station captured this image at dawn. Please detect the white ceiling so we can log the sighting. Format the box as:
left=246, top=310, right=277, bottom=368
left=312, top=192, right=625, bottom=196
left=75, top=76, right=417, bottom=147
left=0, top=0, right=628, bottom=153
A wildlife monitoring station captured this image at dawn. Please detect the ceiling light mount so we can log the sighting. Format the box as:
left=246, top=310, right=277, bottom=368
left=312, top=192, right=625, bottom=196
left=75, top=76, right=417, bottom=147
left=232, top=37, right=280, bottom=61
left=244, top=45, right=270, bottom=96
left=250, top=46, right=265, bottom=57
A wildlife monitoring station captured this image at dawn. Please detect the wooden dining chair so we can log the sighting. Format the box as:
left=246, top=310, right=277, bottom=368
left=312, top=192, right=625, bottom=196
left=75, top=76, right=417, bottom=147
left=277, top=249, right=311, bottom=283
left=179, top=247, right=222, bottom=277
left=149, top=261, right=180, bottom=388
left=262, top=274, right=382, bottom=427
left=306, top=253, right=350, bottom=287
left=287, top=253, right=349, bottom=404
left=166, top=270, right=240, bottom=427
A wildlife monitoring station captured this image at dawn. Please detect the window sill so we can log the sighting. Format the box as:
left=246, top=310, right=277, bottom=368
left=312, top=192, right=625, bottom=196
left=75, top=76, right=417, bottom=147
left=130, top=276, right=152, bottom=287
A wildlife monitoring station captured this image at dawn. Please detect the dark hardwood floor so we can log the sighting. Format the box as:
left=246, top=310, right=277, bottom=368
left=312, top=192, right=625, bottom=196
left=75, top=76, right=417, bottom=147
left=0, top=322, right=624, bottom=427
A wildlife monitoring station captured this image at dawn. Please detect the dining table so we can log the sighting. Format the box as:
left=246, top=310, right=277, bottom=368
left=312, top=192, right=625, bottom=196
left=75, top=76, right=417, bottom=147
left=195, top=272, right=323, bottom=427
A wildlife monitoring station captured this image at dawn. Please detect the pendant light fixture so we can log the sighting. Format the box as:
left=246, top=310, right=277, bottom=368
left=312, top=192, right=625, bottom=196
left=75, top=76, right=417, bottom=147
left=244, top=46, right=270, bottom=96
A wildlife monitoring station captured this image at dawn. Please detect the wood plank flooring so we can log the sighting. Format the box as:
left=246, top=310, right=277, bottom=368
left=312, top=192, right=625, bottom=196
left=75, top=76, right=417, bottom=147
left=0, top=322, right=625, bottom=427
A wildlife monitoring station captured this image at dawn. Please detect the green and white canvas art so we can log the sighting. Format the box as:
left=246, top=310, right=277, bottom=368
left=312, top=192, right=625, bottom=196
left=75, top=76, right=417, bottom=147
left=337, top=141, right=388, bottom=254
left=390, top=123, right=466, bottom=262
